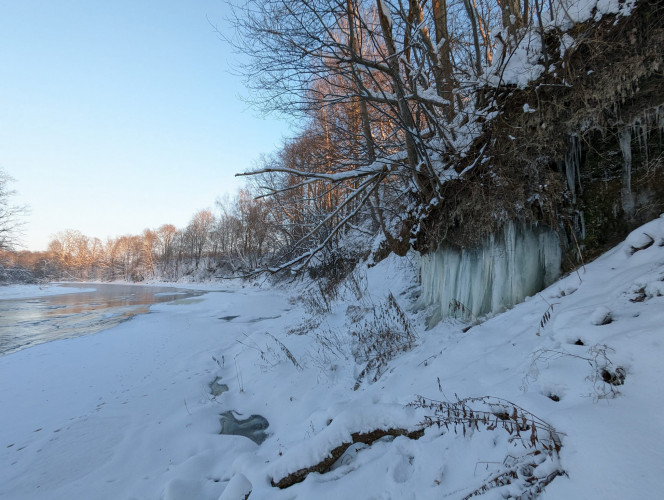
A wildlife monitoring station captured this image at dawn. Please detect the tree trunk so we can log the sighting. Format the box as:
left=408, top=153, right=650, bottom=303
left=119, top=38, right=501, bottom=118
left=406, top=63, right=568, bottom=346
left=431, top=0, right=455, bottom=117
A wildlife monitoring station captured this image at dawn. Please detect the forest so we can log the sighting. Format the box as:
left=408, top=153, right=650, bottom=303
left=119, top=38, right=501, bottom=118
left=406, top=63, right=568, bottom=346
left=3, top=0, right=663, bottom=297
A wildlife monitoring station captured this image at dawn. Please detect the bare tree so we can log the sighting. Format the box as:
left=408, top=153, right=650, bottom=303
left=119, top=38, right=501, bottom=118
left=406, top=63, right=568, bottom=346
left=141, top=229, right=158, bottom=279
left=227, top=0, right=483, bottom=271
left=0, top=169, right=27, bottom=250
left=185, top=209, right=216, bottom=268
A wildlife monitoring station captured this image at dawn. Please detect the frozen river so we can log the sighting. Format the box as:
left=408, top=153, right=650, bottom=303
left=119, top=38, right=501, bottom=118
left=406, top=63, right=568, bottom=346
left=0, top=283, right=205, bottom=356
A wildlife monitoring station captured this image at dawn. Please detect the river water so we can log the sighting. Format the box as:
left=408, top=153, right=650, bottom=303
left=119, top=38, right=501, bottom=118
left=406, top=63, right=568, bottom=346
left=0, top=283, right=205, bottom=356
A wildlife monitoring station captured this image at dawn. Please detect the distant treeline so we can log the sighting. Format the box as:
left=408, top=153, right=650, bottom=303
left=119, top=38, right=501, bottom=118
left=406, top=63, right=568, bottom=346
left=3, top=184, right=367, bottom=283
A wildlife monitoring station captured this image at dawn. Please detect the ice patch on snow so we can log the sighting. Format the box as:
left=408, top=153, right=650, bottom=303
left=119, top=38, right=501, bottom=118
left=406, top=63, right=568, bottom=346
left=219, top=411, right=269, bottom=445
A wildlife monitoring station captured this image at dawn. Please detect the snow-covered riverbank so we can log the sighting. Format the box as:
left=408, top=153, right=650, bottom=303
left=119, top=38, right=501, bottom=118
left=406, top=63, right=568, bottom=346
left=0, top=279, right=291, bottom=499
left=0, top=283, right=95, bottom=301
left=2, top=217, right=664, bottom=499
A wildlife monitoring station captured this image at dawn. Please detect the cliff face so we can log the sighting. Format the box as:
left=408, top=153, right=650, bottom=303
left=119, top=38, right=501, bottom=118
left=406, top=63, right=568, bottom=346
left=420, top=0, right=664, bottom=266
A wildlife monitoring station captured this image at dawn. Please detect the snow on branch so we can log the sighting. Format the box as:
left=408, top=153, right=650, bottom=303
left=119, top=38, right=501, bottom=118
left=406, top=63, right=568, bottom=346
left=236, top=160, right=393, bottom=183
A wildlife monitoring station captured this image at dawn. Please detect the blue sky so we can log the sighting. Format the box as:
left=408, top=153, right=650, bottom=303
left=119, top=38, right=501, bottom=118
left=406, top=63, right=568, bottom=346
left=0, top=0, right=290, bottom=251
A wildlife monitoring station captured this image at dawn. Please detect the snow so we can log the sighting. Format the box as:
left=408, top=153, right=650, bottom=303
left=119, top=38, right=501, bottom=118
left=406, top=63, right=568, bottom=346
left=485, top=26, right=546, bottom=88
left=377, top=0, right=393, bottom=29
left=2, top=216, right=664, bottom=499
left=523, top=103, right=536, bottom=113
left=625, top=216, right=663, bottom=253
left=484, top=0, right=637, bottom=89
left=590, top=305, right=613, bottom=325
left=266, top=404, right=425, bottom=485
left=218, top=473, right=251, bottom=500
left=0, top=283, right=94, bottom=300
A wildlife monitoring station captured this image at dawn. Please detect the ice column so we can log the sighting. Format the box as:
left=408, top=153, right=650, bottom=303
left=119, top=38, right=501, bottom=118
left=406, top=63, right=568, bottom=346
left=419, top=223, right=562, bottom=323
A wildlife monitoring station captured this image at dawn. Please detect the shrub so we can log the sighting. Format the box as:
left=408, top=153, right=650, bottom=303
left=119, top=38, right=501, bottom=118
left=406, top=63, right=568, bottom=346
left=352, top=292, right=416, bottom=389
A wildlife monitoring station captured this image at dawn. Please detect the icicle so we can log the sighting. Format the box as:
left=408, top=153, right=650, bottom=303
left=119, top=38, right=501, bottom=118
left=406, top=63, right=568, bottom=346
left=632, top=121, right=642, bottom=150
left=641, top=120, right=649, bottom=163
left=631, top=119, right=649, bottom=163
left=419, top=223, right=562, bottom=322
left=564, top=135, right=582, bottom=202
left=619, top=128, right=634, bottom=216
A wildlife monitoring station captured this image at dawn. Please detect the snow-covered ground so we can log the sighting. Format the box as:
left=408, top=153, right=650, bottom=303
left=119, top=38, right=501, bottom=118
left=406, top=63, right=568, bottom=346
left=2, top=217, right=664, bottom=499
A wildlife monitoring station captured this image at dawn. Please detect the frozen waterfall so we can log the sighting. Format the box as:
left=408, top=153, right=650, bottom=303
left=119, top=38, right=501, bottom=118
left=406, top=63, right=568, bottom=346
left=419, top=223, right=562, bottom=324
